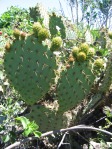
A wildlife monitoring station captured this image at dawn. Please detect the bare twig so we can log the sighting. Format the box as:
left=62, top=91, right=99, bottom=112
left=57, top=131, right=68, bottom=149
left=5, top=125, right=112, bottom=149
left=76, top=132, right=95, bottom=148
left=5, top=137, right=36, bottom=149
left=42, top=125, right=112, bottom=137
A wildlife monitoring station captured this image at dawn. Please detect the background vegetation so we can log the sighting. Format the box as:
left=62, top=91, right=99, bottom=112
left=0, top=0, right=112, bottom=148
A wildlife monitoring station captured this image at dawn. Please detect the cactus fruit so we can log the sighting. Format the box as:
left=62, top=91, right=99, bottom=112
left=77, top=52, right=86, bottom=62
left=94, top=58, right=104, bottom=69
left=84, top=53, right=112, bottom=112
left=50, top=37, right=62, bottom=51
left=32, top=22, right=42, bottom=37
left=4, top=32, right=57, bottom=105
left=25, top=104, right=67, bottom=131
left=13, top=29, right=20, bottom=39
left=72, top=46, right=80, bottom=58
left=108, top=31, right=112, bottom=39
left=30, top=3, right=74, bottom=40
left=80, top=43, right=89, bottom=54
left=38, top=28, right=50, bottom=41
left=57, top=60, right=95, bottom=113
left=87, top=47, right=95, bottom=58
left=68, top=56, right=75, bottom=63
left=5, top=42, right=11, bottom=51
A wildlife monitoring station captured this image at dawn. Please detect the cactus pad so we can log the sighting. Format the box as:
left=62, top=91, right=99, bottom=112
left=4, top=35, right=57, bottom=105
left=49, top=13, right=66, bottom=39
left=57, top=61, right=95, bottom=112
left=29, top=3, right=49, bottom=28
left=25, top=104, right=67, bottom=131
left=99, top=53, right=112, bottom=92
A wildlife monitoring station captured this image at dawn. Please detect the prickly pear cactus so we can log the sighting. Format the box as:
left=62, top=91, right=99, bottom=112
left=29, top=4, right=41, bottom=22
left=49, top=13, right=66, bottom=39
left=57, top=44, right=100, bottom=113
left=30, top=3, right=75, bottom=40
left=4, top=32, right=57, bottom=105
left=29, top=3, right=49, bottom=28
left=84, top=53, right=112, bottom=112
left=99, top=52, right=112, bottom=92
left=26, top=104, right=67, bottom=131
left=57, top=61, right=95, bottom=112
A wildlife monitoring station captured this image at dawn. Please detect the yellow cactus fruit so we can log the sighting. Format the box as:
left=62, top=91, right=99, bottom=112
left=32, top=22, right=42, bottom=35
left=77, top=52, right=86, bottom=62
left=5, top=42, right=11, bottom=51
left=80, top=43, right=89, bottom=54
left=13, top=29, right=20, bottom=39
left=72, top=46, right=80, bottom=58
left=68, top=55, right=75, bottom=63
left=108, top=31, right=112, bottom=39
left=50, top=37, right=62, bottom=51
left=38, top=28, right=50, bottom=41
left=94, top=58, right=104, bottom=69
left=88, top=47, right=95, bottom=58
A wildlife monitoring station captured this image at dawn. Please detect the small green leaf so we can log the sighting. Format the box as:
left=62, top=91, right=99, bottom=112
left=16, top=116, right=30, bottom=129
left=2, top=134, right=10, bottom=143
left=0, top=126, right=5, bottom=131
left=34, top=131, right=42, bottom=138
left=28, top=121, right=39, bottom=130
left=23, top=128, right=31, bottom=137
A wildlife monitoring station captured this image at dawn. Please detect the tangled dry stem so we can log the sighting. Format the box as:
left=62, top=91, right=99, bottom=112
left=5, top=125, right=112, bottom=149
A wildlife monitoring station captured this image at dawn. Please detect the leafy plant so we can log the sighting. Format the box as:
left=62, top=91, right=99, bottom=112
left=0, top=6, right=33, bottom=35
left=0, top=98, right=25, bottom=143
left=0, top=99, right=41, bottom=146
left=16, top=116, right=41, bottom=137
left=103, top=106, right=112, bottom=129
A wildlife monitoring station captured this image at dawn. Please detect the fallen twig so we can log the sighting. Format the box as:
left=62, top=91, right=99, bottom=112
left=5, top=125, right=112, bottom=149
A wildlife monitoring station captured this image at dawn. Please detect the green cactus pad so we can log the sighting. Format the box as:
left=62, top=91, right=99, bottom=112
left=25, top=104, right=67, bottom=131
left=57, top=61, right=95, bottom=112
left=99, top=53, right=112, bottom=92
left=4, top=35, right=57, bottom=105
left=49, top=13, right=66, bottom=39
